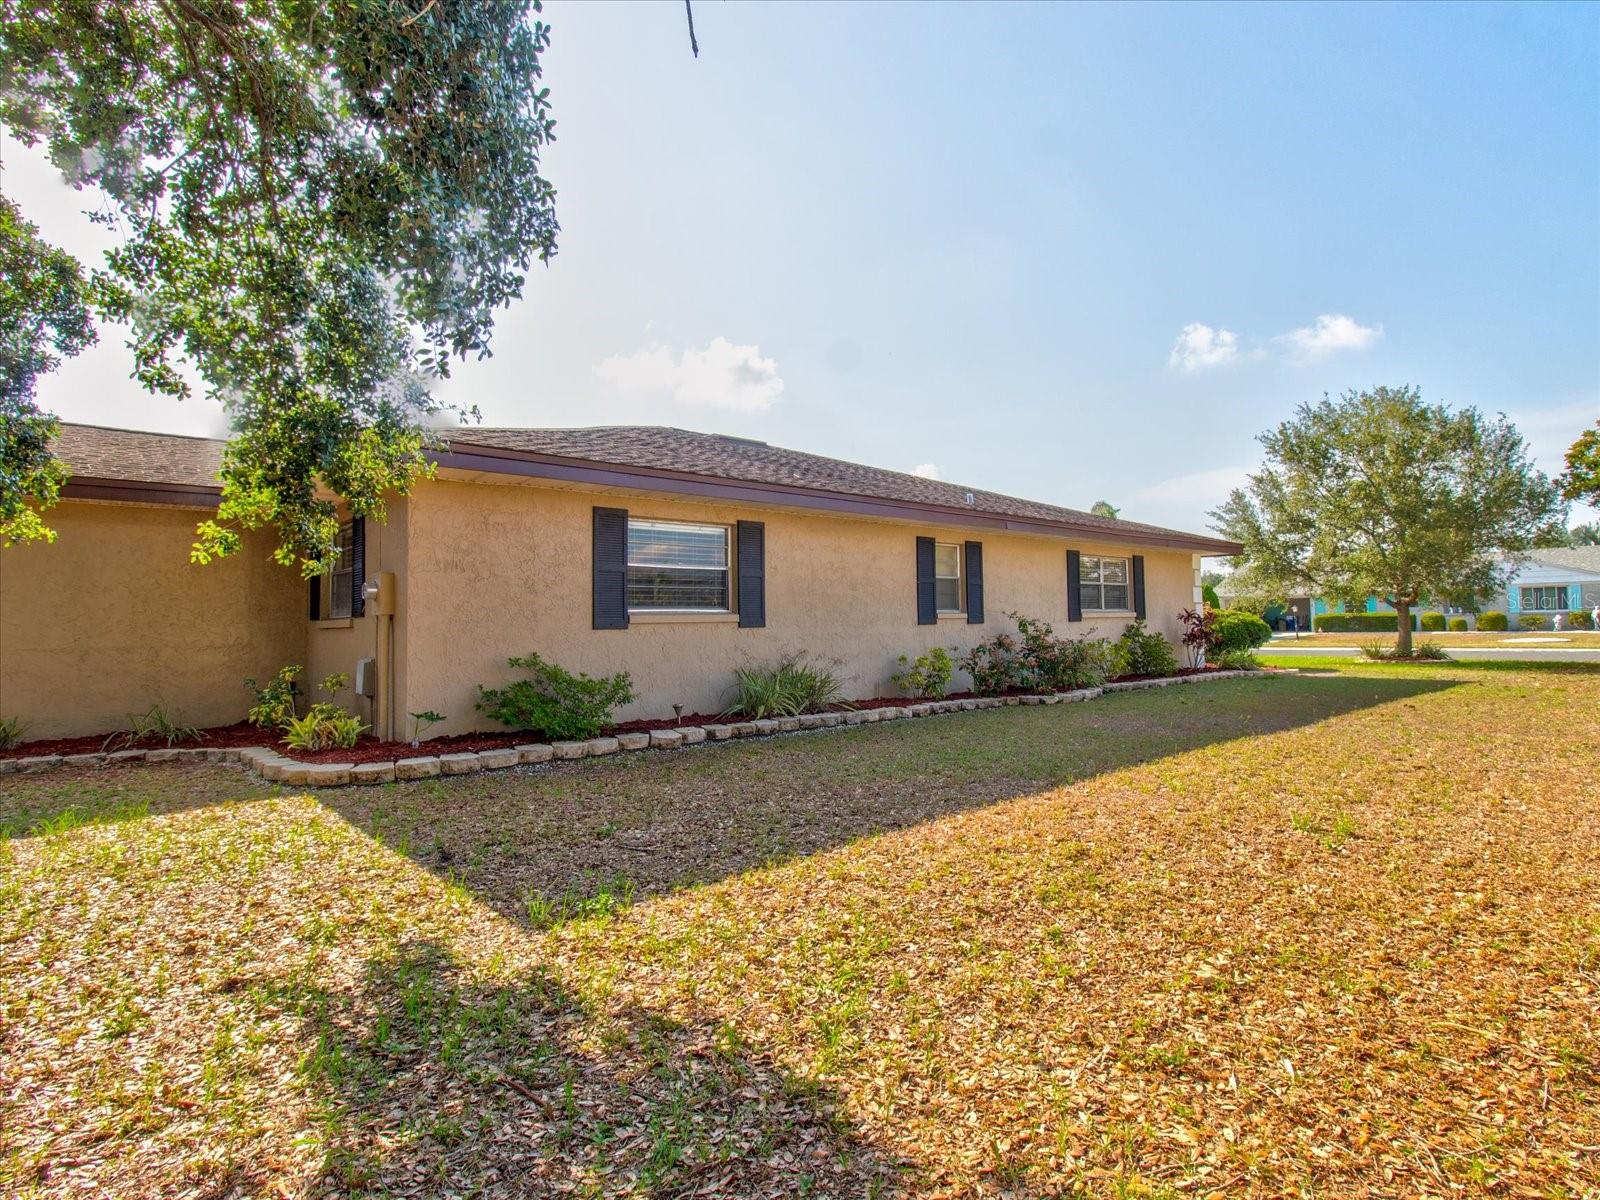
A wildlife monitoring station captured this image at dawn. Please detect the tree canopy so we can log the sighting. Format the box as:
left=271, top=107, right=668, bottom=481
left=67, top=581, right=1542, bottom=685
left=1562, top=420, right=1600, bottom=509
left=1089, top=500, right=1120, bottom=519
left=0, top=195, right=94, bottom=545
left=1211, top=386, right=1565, bottom=653
left=0, top=0, right=558, bottom=570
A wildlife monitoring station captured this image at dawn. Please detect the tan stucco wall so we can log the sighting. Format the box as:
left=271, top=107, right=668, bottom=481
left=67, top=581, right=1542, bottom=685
left=398, top=477, right=1202, bottom=736
left=304, top=495, right=411, bottom=741
left=0, top=500, right=305, bottom=739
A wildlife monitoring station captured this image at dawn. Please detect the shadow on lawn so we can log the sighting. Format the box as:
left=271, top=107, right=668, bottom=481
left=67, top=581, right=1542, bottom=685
left=315, top=672, right=1465, bottom=930
left=266, top=937, right=894, bottom=1197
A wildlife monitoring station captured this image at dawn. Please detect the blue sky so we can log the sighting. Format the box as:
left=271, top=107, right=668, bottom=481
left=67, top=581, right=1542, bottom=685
left=11, top=0, right=1599, bottom=530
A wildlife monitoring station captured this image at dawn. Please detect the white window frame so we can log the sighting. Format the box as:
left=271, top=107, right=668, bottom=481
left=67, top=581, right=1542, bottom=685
left=1078, top=554, right=1132, bottom=612
left=934, top=541, right=964, bottom=613
left=327, top=521, right=355, bottom=620
left=626, top=518, right=732, bottom=613
left=1520, top=585, right=1567, bottom=612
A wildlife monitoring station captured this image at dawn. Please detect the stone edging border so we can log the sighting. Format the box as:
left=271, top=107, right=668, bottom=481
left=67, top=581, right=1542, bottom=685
left=1, top=669, right=1289, bottom=787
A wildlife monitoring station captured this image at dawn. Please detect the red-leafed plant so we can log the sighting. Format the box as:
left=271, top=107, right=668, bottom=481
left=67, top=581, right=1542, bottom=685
left=1179, top=606, right=1220, bottom=669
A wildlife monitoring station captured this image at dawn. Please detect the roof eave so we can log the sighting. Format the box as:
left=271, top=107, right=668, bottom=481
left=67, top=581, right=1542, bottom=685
left=61, top=476, right=223, bottom=509
left=436, top=441, right=1242, bottom=556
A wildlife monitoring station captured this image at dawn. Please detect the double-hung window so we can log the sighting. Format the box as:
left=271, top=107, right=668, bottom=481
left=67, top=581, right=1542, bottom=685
left=1520, top=585, right=1567, bottom=612
left=626, top=519, right=731, bottom=611
left=934, top=542, right=963, bottom=613
left=327, top=521, right=355, bottom=619
left=1078, top=554, right=1130, bottom=612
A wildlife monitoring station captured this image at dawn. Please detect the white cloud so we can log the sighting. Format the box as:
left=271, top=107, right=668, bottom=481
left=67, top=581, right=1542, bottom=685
left=1168, top=323, right=1240, bottom=371
left=1276, top=313, right=1383, bottom=361
left=594, top=337, right=784, bottom=412
left=909, top=463, right=941, bottom=480
left=1135, top=464, right=1254, bottom=509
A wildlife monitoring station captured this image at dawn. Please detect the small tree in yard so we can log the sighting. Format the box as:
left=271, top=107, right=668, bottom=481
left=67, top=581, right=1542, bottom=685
left=1211, top=387, right=1565, bottom=657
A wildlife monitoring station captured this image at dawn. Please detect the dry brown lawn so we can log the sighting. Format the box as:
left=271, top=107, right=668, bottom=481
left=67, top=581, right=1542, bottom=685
left=2, top=662, right=1598, bottom=1198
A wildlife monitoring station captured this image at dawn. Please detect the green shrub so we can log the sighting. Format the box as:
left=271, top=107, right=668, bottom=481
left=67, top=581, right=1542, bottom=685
left=1112, top=620, right=1179, bottom=678
left=1419, top=612, right=1446, bottom=632
left=1214, top=649, right=1260, bottom=670
left=1360, top=639, right=1450, bottom=662
left=409, top=709, right=446, bottom=743
left=1447, top=617, right=1469, bottom=632
left=723, top=654, right=850, bottom=719
left=1312, top=611, right=1402, bottom=632
left=1567, top=610, right=1594, bottom=630
left=1201, top=582, right=1221, bottom=609
left=1477, top=611, right=1508, bottom=631
left=0, top=715, right=26, bottom=751
left=103, top=705, right=201, bottom=752
left=1212, top=609, right=1273, bottom=653
left=779, top=655, right=850, bottom=713
left=1014, top=613, right=1114, bottom=691
left=1516, top=613, right=1547, bottom=631
left=245, top=665, right=302, bottom=727
left=477, top=653, right=636, bottom=740
left=283, top=705, right=367, bottom=750
left=892, top=647, right=954, bottom=698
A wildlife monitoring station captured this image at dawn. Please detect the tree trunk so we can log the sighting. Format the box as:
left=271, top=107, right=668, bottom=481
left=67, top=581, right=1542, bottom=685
left=1395, top=602, right=1413, bottom=657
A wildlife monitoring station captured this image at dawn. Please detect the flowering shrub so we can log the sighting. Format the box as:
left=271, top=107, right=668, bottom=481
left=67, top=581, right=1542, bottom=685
left=961, top=614, right=1112, bottom=694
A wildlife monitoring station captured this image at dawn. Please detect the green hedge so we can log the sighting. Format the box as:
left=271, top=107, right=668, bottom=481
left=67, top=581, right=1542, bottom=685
left=1477, top=611, right=1508, bottom=631
left=1568, top=610, right=1595, bottom=630
left=1419, top=612, right=1446, bottom=632
left=1447, top=617, right=1469, bottom=632
left=1311, top=611, right=1417, bottom=632
left=1212, top=609, right=1273, bottom=652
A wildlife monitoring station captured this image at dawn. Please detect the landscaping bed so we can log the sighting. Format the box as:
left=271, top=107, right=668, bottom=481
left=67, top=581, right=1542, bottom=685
left=3, top=664, right=1266, bottom=765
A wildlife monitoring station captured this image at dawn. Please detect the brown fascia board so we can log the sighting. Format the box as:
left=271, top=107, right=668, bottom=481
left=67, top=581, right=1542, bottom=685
left=436, top=441, right=1244, bottom=556
left=61, top=476, right=223, bottom=508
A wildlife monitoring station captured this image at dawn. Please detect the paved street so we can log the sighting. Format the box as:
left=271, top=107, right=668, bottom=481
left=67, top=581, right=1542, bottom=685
left=1266, top=642, right=1600, bottom=663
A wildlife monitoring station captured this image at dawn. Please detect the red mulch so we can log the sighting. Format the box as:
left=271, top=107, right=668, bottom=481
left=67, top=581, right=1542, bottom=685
left=5, top=667, right=1252, bottom=766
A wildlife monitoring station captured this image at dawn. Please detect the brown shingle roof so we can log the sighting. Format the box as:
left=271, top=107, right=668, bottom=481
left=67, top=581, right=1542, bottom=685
left=54, top=423, right=223, bottom=490
left=48, top=421, right=1239, bottom=552
left=451, top=426, right=1237, bottom=551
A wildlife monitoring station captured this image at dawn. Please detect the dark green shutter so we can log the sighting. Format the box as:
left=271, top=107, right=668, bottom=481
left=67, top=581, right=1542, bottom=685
left=308, top=574, right=321, bottom=621
left=350, top=517, right=367, bottom=617
left=737, top=520, right=765, bottom=628
left=964, top=540, right=984, bottom=624
left=916, top=536, right=937, bottom=625
left=593, top=507, right=630, bottom=629
left=1066, top=549, right=1082, bottom=622
left=1132, top=554, right=1146, bottom=620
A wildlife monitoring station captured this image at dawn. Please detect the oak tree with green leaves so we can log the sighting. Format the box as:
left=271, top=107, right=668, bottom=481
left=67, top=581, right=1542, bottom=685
left=0, top=0, right=559, bottom=571
left=1562, top=420, right=1600, bottom=509
left=1211, top=386, right=1565, bottom=655
left=0, top=196, right=93, bottom=545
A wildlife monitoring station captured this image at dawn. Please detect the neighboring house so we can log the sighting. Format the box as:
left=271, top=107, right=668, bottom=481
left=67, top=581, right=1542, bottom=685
left=0, top=423, right=1238, bottom=740
left=1283, top=548, right=1600, bottom=630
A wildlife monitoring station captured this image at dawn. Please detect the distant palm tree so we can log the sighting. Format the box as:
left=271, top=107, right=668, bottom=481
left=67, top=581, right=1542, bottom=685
left=1090, top=500, right=1120, bottom=519
left=1571, top=521, right=1600, bottom=545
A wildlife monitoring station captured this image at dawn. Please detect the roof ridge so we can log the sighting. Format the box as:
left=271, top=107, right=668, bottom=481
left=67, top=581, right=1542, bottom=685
left=58, top=421, right=226, bottom=445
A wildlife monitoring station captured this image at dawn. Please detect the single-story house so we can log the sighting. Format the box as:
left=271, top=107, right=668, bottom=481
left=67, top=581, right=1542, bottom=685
left=1248, top=548, right=1600, bottom=631
left=0, top=423, right=1239, bottom=741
